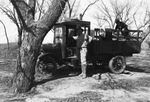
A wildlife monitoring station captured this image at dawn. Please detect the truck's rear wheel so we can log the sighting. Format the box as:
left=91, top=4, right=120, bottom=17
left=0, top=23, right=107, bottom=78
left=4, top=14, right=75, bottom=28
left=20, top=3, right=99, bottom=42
left=36, top=57, right=57, bottom=77
left=109, top=56, right=126, bottom=74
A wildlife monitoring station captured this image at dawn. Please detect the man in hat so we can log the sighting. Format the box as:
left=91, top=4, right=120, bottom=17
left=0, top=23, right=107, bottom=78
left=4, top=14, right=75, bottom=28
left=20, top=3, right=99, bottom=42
left=75, top=27, right=92, bottom=78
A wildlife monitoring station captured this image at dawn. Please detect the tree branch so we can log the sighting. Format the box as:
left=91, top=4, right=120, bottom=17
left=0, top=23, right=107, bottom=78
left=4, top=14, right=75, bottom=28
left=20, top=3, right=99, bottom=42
left=36, top=0, right=68, bottom=38
left=26, top=0, right=36, bottom=25
left=82, top=0, right=99, bottom=17
left=10, top=0, right=29, bottom=30
left=36, top=0, right=45, bottom=20
left=0, top=20, right=10, bottom=50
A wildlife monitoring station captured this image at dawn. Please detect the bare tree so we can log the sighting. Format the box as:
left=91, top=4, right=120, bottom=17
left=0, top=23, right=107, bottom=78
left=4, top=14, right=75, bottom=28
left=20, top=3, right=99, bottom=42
left=0, top=0, right=68, bottom=94
left=66, top=0, right=77, bottom=19
left=0, top=3, right=24, bottom=84
left=133, top=2, right=150, bottom=30
left=60, top=0, right=98, bottom=21
left=80, top=0, right=99, bottom=20
left=59, top=0, right=79, bottom=21
left=0, top=20, right=10, bottom=50
left=94, top=0, right=136, bottom=28
left=35, top=0, right=53, bottom=20
left=135, top=2, right=150, bottom=46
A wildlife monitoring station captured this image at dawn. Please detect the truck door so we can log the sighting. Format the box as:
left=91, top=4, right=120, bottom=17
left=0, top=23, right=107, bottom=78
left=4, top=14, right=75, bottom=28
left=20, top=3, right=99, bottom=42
left=66, top=27, right=77, bottom=58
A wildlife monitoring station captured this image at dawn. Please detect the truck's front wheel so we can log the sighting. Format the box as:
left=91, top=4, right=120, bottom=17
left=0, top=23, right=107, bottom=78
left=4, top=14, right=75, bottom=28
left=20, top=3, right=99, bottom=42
left=36, top=57, right=57, bottom=77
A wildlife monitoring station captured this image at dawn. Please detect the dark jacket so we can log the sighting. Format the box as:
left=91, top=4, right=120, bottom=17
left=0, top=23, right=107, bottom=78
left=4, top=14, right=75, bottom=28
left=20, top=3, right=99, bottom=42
left=115, top=21, right=129, bottom=37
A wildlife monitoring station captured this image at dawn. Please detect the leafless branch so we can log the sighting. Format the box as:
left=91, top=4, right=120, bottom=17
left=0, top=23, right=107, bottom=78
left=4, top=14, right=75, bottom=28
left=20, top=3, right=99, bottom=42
left=82, top=0, right=99, bottom=17
left=94, top=0, right=142, bottom=29
left=0, top=20, right=10, bottom=50
left=36, top=0, right=45, bottom=20
left=100, top=0, right=114, bottom=28
left=10, top=0, right=28, bottom=30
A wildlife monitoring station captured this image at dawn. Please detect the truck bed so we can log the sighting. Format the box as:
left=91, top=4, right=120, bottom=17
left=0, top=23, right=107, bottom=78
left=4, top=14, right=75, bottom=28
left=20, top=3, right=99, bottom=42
left=88, top=40, right=141, bottom=55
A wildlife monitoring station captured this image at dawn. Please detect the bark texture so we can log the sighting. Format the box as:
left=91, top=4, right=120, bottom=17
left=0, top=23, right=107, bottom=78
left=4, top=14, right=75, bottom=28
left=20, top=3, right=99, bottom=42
left=10, top=0, right=67, bottom=93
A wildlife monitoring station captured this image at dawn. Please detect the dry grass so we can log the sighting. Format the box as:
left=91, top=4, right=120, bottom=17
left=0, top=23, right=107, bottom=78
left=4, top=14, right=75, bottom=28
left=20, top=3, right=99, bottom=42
left=0, top=43, right=150, bottom=102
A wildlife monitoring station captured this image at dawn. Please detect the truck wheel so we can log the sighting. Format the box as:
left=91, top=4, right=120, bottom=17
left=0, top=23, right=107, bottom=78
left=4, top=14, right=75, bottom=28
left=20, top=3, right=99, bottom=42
left=36, top=57, right=57, bottom=77
left=109, top=56, right=126, bottom=74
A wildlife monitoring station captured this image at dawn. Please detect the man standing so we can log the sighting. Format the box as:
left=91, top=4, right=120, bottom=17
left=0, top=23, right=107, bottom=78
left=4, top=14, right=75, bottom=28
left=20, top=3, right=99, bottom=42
left=75, top=27, right=92, bottom=78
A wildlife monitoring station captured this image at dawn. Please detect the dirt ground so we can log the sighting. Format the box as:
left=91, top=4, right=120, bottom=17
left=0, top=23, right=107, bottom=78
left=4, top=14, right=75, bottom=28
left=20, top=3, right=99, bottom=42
left=0, top=49, right=150, bottom=102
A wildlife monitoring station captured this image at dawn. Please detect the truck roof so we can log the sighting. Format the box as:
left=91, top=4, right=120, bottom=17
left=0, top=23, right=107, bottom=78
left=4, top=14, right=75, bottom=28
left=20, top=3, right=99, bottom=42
left=55, top=19, right=90, bottom=27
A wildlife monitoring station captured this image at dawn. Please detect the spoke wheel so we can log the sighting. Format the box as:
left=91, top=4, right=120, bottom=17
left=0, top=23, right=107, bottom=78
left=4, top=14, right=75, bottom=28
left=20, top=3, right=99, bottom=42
left=109, top=56, right=126, bottom=74
left=36, top=57, right=57, bottom=77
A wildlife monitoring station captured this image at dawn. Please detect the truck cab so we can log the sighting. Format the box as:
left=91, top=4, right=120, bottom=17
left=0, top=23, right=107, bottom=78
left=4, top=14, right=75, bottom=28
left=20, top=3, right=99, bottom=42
left=53, top=19, right=90, bottom=59
left=36, top=19, right=91, bottom=76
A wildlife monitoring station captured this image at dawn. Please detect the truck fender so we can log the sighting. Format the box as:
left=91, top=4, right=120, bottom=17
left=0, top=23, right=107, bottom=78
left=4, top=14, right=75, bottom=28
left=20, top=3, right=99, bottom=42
left=37, top=53, right=64, bottom=65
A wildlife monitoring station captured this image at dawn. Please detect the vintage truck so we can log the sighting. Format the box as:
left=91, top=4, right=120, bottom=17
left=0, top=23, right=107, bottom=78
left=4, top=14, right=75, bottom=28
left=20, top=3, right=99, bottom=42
left=36, top=19, right=143, bottom=76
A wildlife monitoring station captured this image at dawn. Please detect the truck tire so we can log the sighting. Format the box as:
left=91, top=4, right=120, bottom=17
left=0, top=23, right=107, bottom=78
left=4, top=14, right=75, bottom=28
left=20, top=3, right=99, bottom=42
left=109, top=56, right=126, bottom=74
left=36, top=56, right=57, bottom=77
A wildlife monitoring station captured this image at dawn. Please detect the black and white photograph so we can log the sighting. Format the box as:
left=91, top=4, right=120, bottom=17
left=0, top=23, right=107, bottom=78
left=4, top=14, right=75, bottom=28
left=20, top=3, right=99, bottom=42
left=0, top=0, right=150, bottom=102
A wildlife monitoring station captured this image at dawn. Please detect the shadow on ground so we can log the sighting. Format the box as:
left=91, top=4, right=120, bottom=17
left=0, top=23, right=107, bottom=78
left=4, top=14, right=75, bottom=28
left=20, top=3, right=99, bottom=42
left=34, top=60, right=150, bottom=87
left=126, top=65, right=150, bottom=73
left=34, top=64, right=111, bottom=86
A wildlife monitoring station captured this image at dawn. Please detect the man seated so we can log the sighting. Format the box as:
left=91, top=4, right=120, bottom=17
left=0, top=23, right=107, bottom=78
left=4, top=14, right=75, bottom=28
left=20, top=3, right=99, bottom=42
left=115, top=18, right=129, bottom=39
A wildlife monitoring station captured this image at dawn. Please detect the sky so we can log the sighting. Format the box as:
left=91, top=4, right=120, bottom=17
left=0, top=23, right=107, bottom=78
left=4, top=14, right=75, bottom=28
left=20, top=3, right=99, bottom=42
left=0, top=0, right=150, bottom=44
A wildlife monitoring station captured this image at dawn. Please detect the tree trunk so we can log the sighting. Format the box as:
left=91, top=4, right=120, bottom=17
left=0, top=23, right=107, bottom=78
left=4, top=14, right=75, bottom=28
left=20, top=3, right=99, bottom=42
left=11, top=32, right=42, bottom=93
left=10, top=0, right=68, bottom=93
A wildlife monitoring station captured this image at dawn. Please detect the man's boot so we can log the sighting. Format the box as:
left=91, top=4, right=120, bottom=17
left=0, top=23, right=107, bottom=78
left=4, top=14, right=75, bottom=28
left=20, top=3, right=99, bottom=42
left=81, top=64, right=87, bottom=78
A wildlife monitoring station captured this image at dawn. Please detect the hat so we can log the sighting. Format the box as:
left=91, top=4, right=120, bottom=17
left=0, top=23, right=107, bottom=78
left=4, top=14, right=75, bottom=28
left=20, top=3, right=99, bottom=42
left=115, top=18, right=120, bottom=23
left=77, top=27, right=83, bottom=32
